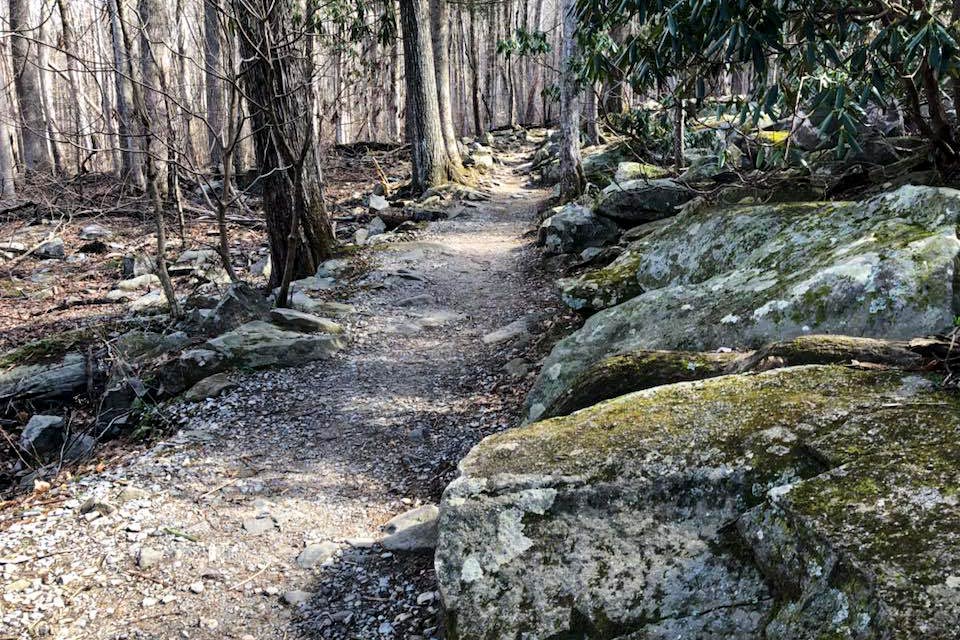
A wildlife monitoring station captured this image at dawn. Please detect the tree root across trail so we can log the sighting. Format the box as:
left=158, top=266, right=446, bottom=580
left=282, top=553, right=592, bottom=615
left=0, top=155, right=555, bottom=640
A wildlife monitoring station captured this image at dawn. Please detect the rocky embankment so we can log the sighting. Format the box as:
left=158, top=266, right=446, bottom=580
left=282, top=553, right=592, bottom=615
left=436, top=138, right=960, bottom=639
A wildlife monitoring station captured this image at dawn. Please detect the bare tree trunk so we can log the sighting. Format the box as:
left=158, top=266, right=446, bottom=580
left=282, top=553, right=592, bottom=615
left=115, top=0, right=182, bottom=317
left=233, top=0, right=335, bottom=293
left=468, top=1, right=482, bottom=136
left=602, top=22, right=628, bottom=116
left=139, top=0, right=171, bottom=194
left=35, top=5, right=62, bottom=174
left=431, top=0, right=462, bottom=166
left=9, top=0, right=51, bottom=173
left=388, top=1, right=404, bottom=142
left=204, top=0, right=225, bottom=169
left=584, top=83, right=599, bottom=146
left=558, top=0, right=583, bottom=199
left=56, top=0, right=98, bottom=172
left=107, top=0, right=144, bottom=187
left=399, top=0, right=462, bottom=190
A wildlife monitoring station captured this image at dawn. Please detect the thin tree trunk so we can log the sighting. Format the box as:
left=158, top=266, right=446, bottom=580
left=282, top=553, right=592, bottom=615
left=56, top=0, right=98, bottom=172
left=205, top=0, right=225, bottom=169
left=115, top=0, right=182, bottom=318
left=431, top=0, right=462, bottom=166
left=233, top=0, right=335, bottom=292
left=9, top=0, right=50, bottom=173
left=558, top=0, right=583, bottom=199
left=139, top=0, right=171, bottom=195
left=468, top=1, right=482, bottom=136
left=107, top=0, right=144, bottom=187
left=584, top=83, right=599, bottom=146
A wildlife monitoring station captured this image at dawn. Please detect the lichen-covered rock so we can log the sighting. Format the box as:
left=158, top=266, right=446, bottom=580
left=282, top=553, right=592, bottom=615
left=437, top=366, right=960, bottom=640
left=540, top=349, right=739, bottom=419
left=595, top=178, right=695, bottom=222
left=558, top=243, right=648, bottom=311
left=540, top=334, right=930, bottom=420
left=537, top=204, right=620, bottom=256
left=614, top=161, right=671, bottom=183
left=205, top=321, right=344, bottom=369
left=531, top=186, right=960, bottom=418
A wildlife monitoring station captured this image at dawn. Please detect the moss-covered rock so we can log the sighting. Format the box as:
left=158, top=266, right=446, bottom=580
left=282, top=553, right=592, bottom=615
left=539, top=334, right=931, bottom=420
left=532, top=185, right=960, bottom=418
left=541, top=349, right=738, bottom=419
left=437, top=366, right=960, bottom=640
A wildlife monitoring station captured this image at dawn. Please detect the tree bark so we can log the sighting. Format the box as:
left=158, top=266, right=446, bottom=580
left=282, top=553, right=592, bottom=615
left=467, top=1, right=483, bottom=136
left=204, top=0, right=225, bottom=170
left=56, top=0, right=98, bottom=172
left=9, top=0, right=51, bottom=173
left=233, top=0, right=335, bottom=292
left=584, top=83, right=599, bottom=146
left=138, top=0, right=172, bottom=194
left=431, top=0, right=463, bottom=166
left=399, top=0, right=461, bottom=191
left=107, top=0, right=144, bottom=187
left=558, top=0, right=584, bottom=199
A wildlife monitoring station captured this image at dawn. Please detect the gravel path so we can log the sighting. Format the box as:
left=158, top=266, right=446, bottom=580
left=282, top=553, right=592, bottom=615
left=0, top=155, right=555, bottom=639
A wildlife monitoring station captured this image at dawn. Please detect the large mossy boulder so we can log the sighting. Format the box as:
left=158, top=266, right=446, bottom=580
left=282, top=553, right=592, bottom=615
left=437, top=366, right=960, bottom=640
left=531, top=185, right=960, bottom=419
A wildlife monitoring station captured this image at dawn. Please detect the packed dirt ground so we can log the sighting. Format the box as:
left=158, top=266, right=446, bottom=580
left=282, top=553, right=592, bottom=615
left=0, top=144, right=571, bottom=639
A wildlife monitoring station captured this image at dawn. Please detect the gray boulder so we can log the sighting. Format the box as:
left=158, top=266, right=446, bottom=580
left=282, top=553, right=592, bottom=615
left=595, top=178, right=694, bottom=222
left=437, top=366, right=960, bottom=640
left=201, top=282, right=270, bottom=334
left=269, top=308, right=344, bottom=334
left=0, top=352, right=88, bottom=407
left=381, top=504, right=439, bottom=551
left=205, top=321, right=345, bottom=369
left=530, top=185, right=960, bottom=419
left=36, top=238, right=65, bottom=259
left=19, top=415, right=65, bottom=456
left=537, top=204, right=620, bottom=256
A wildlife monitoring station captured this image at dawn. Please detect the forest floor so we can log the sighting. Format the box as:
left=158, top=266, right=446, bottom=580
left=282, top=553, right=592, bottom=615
left=0, top=148, right=567, bottom=639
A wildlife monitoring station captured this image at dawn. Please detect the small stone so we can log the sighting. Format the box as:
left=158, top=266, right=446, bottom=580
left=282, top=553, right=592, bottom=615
left=378, top=621, right=394, bottom=635
left=184, top=373, right=236, bottom=402
left=416, top=591, right=435, bottom=605
left=367, top=217, right=387, bottom=237
left=380, top=504, right=439, bottom=551
left=36, top=237, right=65, bottom=259
left=242, top=515, right=277, bottom=535
left=138, top=547, right=164, bottom=569
left=80, top=497, right=116, bottom=516
left=141, top=597, right=158, bottom=608
left=282, top=590, right=313, bottom=606
left=502, top=358, right=530, bottom=379
left=189, top=581, right=204, bottom=594
left=369, top=194, right=390, bottom=213
left=118, top=486, right=150, bottom=503
left=296, top=542, right=338, bottom=569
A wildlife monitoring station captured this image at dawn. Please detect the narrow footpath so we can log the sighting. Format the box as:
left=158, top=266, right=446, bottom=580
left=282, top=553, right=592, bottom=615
left=0, top=154, right=556, bottom=640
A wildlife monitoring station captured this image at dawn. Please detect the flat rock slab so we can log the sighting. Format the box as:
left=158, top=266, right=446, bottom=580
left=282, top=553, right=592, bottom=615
left=184, top=373, right=236, bottom=402
left=206, top=321, right=345, bottom=369
left=269, top=308, right=344, bottom=334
